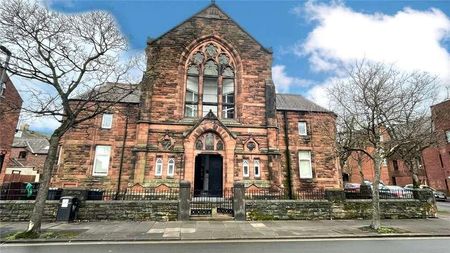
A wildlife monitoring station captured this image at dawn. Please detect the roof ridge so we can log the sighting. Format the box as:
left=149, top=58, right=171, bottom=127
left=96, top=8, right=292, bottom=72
left=147, top=3, right=271, bottom=54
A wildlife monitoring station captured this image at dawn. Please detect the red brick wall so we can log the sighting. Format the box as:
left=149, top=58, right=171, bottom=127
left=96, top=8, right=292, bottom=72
left=51, top=103, right=139, bottom=189
left=346, top=148, right=391, bottom=185
left=9, top=147, right=47, bottom=173
left=0, top=71, right=22, bottom=178
left=277, top=111, right=341, bottom=191
left=422, top=100, right=450, bottom=193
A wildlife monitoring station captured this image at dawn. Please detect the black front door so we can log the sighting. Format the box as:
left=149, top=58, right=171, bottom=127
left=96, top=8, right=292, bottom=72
left=194, top=154, right=223, bottom=197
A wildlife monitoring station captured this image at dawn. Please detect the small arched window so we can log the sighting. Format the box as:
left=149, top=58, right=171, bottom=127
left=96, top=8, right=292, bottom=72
left=155, top=158, right=163, bottom=176
left=243, top=160, right=249, bottom=177
left=184, top=42, right=235, bottom=119
left=167, top=158, right=175, bottom=176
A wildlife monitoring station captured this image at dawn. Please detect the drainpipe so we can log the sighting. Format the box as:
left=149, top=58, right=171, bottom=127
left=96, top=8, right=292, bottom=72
left=115, top=105, right=130, bottom=200
left=282, top=111, right=293, bottom=199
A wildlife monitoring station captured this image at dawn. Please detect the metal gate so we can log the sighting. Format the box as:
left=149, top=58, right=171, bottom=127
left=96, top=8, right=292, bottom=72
left=190, top=189, right=233, bottom=217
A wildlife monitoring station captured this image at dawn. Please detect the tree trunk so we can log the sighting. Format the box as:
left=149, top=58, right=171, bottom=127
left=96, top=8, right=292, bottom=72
left=357, top=153, right=365, bottom=184
left=370, top=152, right=382, bottom=230
left=412, top=158, right=421, bottom=187
left=405, top=159, right=420, bottom=188
left=26, top=131, right=62, bottom=233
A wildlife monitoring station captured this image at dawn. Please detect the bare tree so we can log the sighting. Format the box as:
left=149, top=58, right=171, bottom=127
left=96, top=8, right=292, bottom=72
left=0, top=0, right=141, bottom=234
left=329, top=61, right=437, bottom=229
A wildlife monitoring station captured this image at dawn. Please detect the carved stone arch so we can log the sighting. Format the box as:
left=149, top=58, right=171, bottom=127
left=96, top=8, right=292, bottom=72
left=179, top=36, right=243, bottom=120
left=178, top=35, right=243, bottom=74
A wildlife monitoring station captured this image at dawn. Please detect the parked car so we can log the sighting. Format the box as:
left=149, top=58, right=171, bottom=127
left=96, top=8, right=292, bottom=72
left=384, top=185, right=411, bottom=198
left=344, top=183, right=361, bottom=191
left=404, top=184, right=447, bottom=201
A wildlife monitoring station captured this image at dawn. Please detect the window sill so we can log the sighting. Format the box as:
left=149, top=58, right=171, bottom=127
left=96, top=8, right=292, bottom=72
left=92, top=174, right=107, bottom=177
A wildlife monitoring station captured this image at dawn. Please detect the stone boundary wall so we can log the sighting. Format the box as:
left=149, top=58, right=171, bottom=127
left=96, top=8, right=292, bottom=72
left=0, top=200, right=59, bottom=222
left=245, top=199, right=437, bottom=221
left=78, top=201, right=178, bottom=221
left=0, top=200, right=178, bottom=222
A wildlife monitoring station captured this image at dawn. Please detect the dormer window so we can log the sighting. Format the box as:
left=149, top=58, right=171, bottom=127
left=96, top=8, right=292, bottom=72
left=184, top=42, right=235, bottom=119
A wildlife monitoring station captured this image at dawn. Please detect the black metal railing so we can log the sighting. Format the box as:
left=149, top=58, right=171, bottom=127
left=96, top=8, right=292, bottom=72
left=344, top=188, right=415, bottom=200
left=89, top=188, right=179, bottom=201
left=0, top=184, right=178, bottom=201
left=245, top=188, right=326, bottom=200
left=293, top=188, right=326, bottom=200
left=0, top=183, right=62, bottom=200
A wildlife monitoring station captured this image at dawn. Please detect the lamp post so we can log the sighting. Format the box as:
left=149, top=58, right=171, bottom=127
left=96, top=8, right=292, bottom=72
left=0, top=45, right=12, bottom=89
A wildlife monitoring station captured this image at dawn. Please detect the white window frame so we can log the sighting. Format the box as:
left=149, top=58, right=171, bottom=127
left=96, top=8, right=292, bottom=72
left=167, top=158, right=175, bottom=177
left=101, top=113, right=113, bottom=129
left=298, top=122, right=307, bottom=136
left=92, top=145, right=111, bottom=176
left=155, top=158, right=163, bottom=176
left=57, top=145, right=63, bottom=165
left=243, top=160, right=249, bottom=177
left=298, top=151, right=313, bottom=179
left=254, top=159, right=260, bottom=178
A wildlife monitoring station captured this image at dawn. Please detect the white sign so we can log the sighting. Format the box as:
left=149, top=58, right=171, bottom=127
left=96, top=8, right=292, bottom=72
left=61, top=199, right=69, bottom=208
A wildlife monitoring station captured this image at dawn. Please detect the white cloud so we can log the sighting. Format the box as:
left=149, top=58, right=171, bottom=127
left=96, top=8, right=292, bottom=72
left=295, top=1, right=450, bottom=106
left=272, top=65, right=314, bottom=93
left=298, top=1, right=450, bottom=79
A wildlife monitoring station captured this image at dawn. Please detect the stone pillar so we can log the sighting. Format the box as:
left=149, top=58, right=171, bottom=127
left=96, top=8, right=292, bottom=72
left=178, top=180, right=191, bottom=221
left=233, top=181, right=245, bottom=221
left=413, top=189, right=437, bottom=218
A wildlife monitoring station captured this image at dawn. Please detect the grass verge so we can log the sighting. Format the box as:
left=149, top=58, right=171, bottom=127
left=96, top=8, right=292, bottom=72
left=359, top=226, right=410, bottom=234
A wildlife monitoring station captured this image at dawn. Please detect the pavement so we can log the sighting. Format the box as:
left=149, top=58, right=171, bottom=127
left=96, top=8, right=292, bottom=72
left=1, top=201, right=450, bottom=243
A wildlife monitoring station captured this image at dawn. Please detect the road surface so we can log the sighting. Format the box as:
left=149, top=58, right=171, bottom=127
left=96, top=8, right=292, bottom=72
left=2, top=237, right=450, bottom=253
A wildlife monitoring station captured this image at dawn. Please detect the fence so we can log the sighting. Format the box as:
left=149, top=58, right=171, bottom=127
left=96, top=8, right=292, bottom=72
left=0, top=183, right=61, bottom=200
left=0, top=184, right=178, bottom=201
left=344, top=188, right=415, bottom=200
left=90, top=188, right=179, bottom=201
left=245, top=188, right=326, bottom=200
left=190, top=188, right=234, bottom=216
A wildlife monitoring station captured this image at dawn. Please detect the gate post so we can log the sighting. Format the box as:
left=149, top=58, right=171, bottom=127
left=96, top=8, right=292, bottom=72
left=178, top=180, right=191, bottom=221
left=233, top=181, right=246, bottom=221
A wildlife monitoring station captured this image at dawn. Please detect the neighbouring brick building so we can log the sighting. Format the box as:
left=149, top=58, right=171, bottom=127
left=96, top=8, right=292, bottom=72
left=344, top=99, right=450, bottom=193
left=51, top=3, right=341, bottom=195
left=0, top=67, right=22, bottom=181
left=1, top=125, right=49, bottom=183
left=422, top=99, right=450, bottom=192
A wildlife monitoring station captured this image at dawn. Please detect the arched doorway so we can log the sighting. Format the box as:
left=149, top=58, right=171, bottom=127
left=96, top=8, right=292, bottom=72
left=194, top=154, right=223, bottom=197
left=193, top=132, right=225, bottom=197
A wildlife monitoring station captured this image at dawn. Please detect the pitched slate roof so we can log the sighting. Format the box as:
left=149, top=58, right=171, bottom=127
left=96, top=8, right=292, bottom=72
left=276, top=94, right=330, bottom=113
left=12, top=129, right=50, bottom=154
left=71, top=82, right=140, bottom=104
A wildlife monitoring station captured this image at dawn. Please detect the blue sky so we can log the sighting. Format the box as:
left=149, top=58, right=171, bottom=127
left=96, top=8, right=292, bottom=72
left=14, top=0, right=450, bottom=132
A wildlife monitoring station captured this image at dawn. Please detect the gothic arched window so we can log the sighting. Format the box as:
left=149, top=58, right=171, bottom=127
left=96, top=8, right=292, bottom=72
left=195, top=132, right=224, bottom=151
left=184, top=42, right=235, bottom=119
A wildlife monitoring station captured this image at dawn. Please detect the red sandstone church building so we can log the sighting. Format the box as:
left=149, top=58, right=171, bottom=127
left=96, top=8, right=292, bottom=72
left=50, top=3, right=341, bottom=196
